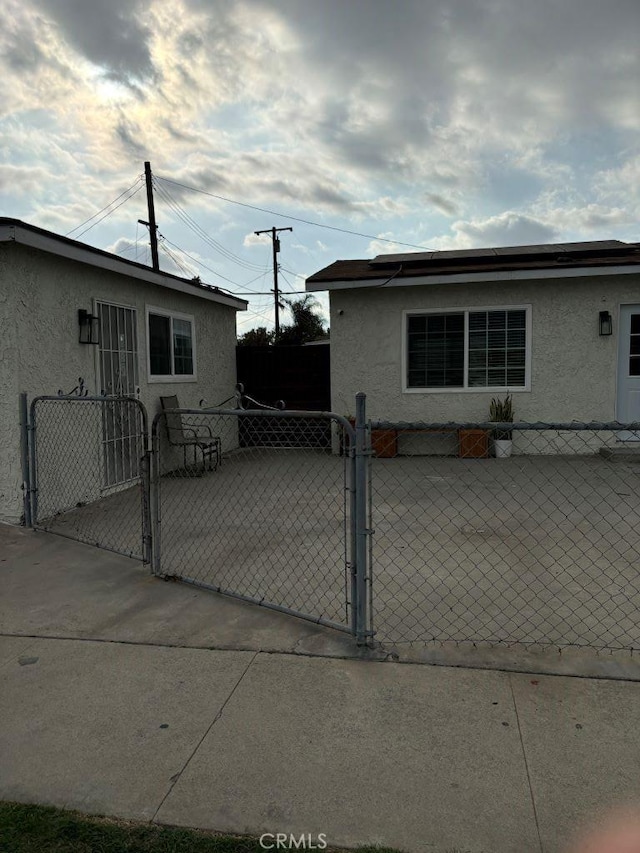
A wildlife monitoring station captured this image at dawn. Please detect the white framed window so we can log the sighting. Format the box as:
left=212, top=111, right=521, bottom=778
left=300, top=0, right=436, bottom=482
left=146, top=305, right=197, bottom=382
left=402, top=305, right=531, bottom=393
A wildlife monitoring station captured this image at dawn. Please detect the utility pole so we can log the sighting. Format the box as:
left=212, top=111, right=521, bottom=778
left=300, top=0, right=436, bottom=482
left=254, top=226, right=292, bottom=337
left=143, top=161, right=159, bottom=272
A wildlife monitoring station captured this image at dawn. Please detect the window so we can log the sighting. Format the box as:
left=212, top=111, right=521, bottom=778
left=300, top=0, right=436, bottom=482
left=630, top=313, right=640, bottom=377
left=405, top=307, right=530, bottom=391
left=147, top=307, right=196, bottom=380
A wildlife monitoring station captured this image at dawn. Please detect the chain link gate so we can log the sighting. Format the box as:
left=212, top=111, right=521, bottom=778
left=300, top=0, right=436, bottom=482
left=29, top=396, right=151, bottom=561
left=150, top=405, right=370, bottom=640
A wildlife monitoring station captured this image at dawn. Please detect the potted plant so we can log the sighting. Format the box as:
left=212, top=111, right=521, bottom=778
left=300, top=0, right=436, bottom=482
left=489, top=393, right=514, bottom=458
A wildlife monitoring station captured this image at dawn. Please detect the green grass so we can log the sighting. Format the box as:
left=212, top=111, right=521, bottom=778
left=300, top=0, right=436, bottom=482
left=0, top=802, right=404, bottom=853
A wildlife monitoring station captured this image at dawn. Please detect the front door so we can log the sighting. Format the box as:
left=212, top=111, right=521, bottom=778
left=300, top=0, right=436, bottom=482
left=616, top=304, right=640, bottom=441
left=96, top=301, right=141, bottom=487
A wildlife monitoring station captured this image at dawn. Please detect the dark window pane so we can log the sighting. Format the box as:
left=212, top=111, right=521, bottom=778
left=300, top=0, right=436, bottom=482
left=469, top=350, right=487, bottom=368
left=507, top=328, right=526, bottom=348
left=427, top=314, right=445, bottom=334
left=408, top=351, right=427, bottom=372
left=488, top=311, right=506, bottom=329
left=630, top=357, right=640, bottom=377
left=488, top=329, right=506, bottom=348
left=426, top=370, right=446, bottom=387
left=149, top=314, right=171, bottom=375
left=446, top=314, right=465, bottom=332
left=488, top=349, right=506, bottom=367
left=488, top=368, right=506, bottom=386
left=630, top=336, right=640, bottom=356
left=406, top=313, right=463, bottom=387
left=407, top=315, right=426, bottom=334
left=631, top=315, right=640, bottom=335
left=507, top=310, right=526, bottom=329
left=507, top=349, right=526, bottom=367
left=507, top=368, right=526, bottom=386
left=173, top=318, right=193, bottom=375
left=468, top=369, right=487, bottom=387
left=469, top=331, right=487, bottom=350
left=468, top=312, right=487, bottom=330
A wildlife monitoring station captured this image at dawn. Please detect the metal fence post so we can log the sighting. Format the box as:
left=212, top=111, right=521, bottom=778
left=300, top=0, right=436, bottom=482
left=19, top=393, right=32, bottom=527
left=348, top=422, right=358, bottom=637
left=28, top=398, right=38, bottom=525
left=354, top=392, right=370, bottom=645
left=150, top=415, right=162, bottom=575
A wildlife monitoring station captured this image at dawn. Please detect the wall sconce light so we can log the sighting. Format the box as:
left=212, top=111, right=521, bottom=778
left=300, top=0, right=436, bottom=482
left=599, top=310, right=613, bottom=337
left=78, top=309, right=100, bottom=345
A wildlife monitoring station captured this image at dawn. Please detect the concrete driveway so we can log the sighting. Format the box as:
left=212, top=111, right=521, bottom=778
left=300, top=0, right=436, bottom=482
left=4, top=524, right=640, bottom=853
left=33, top=446, right=640, bottom=655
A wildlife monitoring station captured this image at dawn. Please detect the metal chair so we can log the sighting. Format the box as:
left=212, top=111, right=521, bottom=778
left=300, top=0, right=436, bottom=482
left=160, top=395, right=221, bottom=473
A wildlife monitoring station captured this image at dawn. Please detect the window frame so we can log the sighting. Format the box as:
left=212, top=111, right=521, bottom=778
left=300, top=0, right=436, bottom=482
left=401, top=304, right=532, bottom=394
left=145, top=305, right=197, bottom=383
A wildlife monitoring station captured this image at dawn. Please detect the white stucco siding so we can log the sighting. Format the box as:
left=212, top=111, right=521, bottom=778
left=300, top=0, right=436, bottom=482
left=1, top=244, right=241, bottom=522
left=329, top=274, right=638, bottom=424
left=0, top=246, right=22, bottom=522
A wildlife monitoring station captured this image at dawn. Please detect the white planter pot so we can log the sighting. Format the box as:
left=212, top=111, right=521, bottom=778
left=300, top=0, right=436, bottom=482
left=493, top=439, right=512, bottom=458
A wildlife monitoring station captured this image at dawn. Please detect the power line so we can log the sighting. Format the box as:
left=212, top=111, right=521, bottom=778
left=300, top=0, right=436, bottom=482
left=158, top=238, right=194, bottom=278
left=159, top=236, right=296, bottom=296
left=154, top=179, right=267, bottom=272
left=66, top=176, right=144, bottom=237
left=155, top=174, right=435, bottom=250
left=75, top=183, right=146, bottom=239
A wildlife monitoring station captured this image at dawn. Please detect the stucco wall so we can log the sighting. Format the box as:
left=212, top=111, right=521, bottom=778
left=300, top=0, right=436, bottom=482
left=0, top=246, right=21, bottom=522
left=329, top=274, right=639, bottom=425
left=0, top=243, right=241, bottom=523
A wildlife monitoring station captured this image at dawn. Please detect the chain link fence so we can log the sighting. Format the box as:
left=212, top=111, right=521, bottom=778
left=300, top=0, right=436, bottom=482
left=367, top=420, right=640, bottom=651
left=29, top=396, right=150, bottom=560
left=150, top=408, right=358, bottom=633
left=24, top=392, right=640, bottom=657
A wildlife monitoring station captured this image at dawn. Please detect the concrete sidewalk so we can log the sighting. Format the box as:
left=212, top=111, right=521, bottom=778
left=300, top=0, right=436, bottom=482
left=3, top=526, right=640, bottom=852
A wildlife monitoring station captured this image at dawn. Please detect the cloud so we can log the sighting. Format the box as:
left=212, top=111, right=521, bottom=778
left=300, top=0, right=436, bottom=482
left=424, top=192, right=459, bottom=217
left=32, top=0, right=155, bottom=83
left=1, top=0, right=639, bottom=282
left=436, top=213, right=559, bottom=250
left=0, top=164, right=54, bottom=194
left=243, top=232, right=270, bottom=248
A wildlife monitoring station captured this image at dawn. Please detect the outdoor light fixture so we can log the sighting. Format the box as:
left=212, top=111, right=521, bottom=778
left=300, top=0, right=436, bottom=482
left=599, top=310, right=613, bottom=337
left=78, top=309, right=100, bottom=345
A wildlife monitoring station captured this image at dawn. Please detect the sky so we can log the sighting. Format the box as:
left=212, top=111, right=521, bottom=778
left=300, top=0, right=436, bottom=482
left=1, top=0, right=639, bottom=334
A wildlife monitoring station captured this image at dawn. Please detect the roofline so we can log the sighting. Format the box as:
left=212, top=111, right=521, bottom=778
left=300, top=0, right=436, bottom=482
left=306, top=263, right=640, bottom=292
left=0, top=218, right=248, bottom=311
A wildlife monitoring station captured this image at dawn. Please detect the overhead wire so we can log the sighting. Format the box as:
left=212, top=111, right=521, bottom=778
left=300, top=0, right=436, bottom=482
left=155, top=174, right=435, bottom=251
left=75, top=183, right=146, bottom=239
left=158, top=236, right=194, bottom=278
left=153, top=179, right=268, bottom=272
left=66, top=176, right=145, bottom=238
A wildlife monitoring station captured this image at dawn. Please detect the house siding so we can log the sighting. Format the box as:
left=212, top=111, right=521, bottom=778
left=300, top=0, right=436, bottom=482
left=0, top=243, right=240, bottom=523
left=329, top=273, right=639, bottom=424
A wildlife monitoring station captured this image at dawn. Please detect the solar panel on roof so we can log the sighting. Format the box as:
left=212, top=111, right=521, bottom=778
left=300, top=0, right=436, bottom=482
left=371, top=239, right=631, bottom=266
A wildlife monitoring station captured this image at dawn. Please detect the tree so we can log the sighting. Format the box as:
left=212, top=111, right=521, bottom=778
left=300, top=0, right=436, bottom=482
left=276, top=295, right=327, bottom=346
left=236, top=296, right=328, bottom=347
left=237, top=326, right=275, bottom=347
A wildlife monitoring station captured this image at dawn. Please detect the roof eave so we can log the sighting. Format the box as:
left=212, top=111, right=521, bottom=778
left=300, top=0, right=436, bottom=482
left=0, top=221, right=248, bottom=311
left=305, top=264, right=640, bottom=292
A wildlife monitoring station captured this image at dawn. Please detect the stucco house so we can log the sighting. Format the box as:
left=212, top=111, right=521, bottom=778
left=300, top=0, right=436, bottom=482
left=306, top=240, right=640, bottom=443
left=0, top=217, right=247, bottom=523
